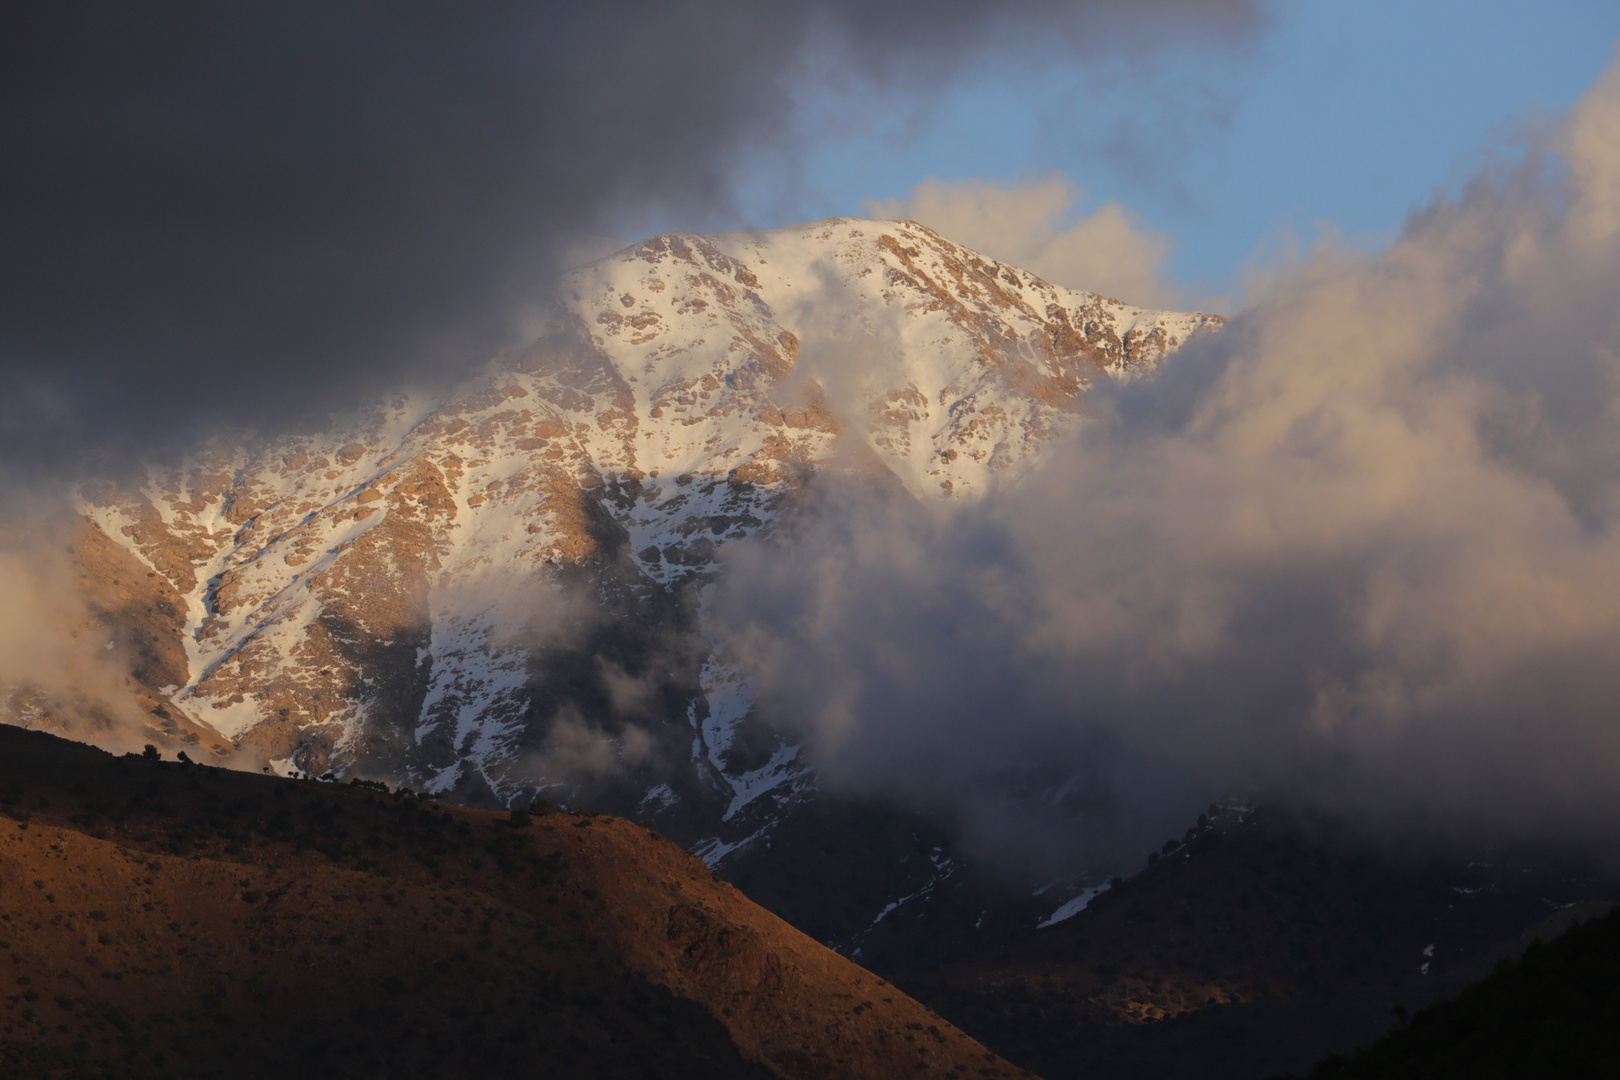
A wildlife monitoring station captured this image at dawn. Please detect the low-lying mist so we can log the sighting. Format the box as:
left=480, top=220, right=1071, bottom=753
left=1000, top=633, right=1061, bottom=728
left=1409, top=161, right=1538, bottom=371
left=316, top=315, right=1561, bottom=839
left=0, top=500, right=156, bottom=754
left=708, top=59, right=1620, bottom=879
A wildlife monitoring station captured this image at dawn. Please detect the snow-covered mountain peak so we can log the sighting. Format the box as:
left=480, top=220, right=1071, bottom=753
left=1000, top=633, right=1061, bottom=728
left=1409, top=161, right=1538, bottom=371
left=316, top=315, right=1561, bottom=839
left=559, top=216, right=1214, bottom=497
left=60, top=218, right=1219, bottom=833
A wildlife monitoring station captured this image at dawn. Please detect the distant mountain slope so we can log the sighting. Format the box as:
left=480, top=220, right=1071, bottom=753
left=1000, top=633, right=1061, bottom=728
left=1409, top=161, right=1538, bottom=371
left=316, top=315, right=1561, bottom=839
left=0, top=726, right=1030, bottom=1080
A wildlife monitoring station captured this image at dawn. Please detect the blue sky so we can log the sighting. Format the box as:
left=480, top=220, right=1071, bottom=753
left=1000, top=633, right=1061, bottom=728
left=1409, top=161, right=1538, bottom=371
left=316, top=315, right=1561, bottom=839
left=717, top=1, right=1620, bottom=303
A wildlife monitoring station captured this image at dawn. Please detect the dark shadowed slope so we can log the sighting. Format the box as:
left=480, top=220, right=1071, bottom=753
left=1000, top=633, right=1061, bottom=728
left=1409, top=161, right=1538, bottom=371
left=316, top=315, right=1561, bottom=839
left=1282, top=904, right=1620, bottom=1080
left=894, top=803, right=1620, bottom=1080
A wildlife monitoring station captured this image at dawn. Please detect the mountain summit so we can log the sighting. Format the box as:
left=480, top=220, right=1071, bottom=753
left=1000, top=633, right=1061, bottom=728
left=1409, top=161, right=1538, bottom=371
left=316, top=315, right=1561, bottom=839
left=15, top=218, right=1219, bottom=954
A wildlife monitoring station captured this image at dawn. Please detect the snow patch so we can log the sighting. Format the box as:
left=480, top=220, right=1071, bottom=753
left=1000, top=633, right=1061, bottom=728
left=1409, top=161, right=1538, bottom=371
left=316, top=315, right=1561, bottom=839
left=722, top=743, right=802, bottom=822
left=1037, top=883, right=1110, bottom=929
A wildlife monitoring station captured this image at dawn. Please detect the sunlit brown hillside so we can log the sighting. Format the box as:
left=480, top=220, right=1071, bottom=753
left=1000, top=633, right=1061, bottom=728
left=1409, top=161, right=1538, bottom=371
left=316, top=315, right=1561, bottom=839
left=0, top=726, right=1032, bottom=1079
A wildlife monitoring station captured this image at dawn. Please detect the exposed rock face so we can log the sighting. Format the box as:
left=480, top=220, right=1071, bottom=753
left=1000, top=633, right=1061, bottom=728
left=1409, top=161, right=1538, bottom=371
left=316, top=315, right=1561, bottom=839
left=51, top=218, right=1219, bottom=957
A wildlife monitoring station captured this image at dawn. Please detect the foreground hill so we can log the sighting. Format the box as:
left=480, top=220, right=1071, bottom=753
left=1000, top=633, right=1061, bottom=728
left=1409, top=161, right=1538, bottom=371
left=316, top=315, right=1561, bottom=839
left=0, top=726, right=1030, bottom=1079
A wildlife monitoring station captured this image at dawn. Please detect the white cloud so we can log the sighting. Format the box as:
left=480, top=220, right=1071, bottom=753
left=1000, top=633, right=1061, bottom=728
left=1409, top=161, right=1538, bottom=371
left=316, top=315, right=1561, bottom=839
left=864, top=174, right=1184, bottom=309
left=715, top=56, right=1620, bottom=874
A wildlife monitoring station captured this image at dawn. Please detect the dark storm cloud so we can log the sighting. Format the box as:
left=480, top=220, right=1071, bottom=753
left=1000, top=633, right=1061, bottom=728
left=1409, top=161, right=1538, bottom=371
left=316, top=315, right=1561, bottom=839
left=0, top=0, right=1261, bottom=466
left=709, top=59, right=1620, bottom=877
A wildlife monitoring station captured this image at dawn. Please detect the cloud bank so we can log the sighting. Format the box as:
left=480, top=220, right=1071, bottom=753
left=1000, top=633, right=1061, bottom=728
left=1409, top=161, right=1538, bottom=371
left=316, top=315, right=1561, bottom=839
left=710, top=57, right=1620, bottom=877
left=0, top=1, right=1260, bottom=468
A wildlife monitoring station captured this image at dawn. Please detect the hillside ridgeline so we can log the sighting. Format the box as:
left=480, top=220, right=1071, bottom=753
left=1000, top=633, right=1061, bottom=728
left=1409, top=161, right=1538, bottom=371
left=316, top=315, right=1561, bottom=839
left=0, top=726, right=1031, bottom=1080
